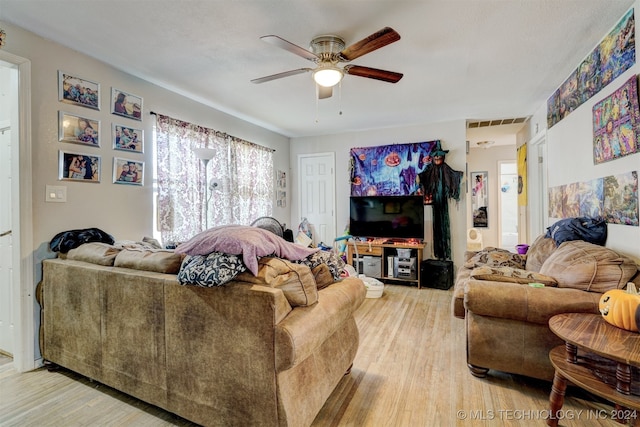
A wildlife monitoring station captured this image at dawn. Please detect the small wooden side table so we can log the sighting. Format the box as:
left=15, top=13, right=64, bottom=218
left=547, top=313, right=640, bottom=427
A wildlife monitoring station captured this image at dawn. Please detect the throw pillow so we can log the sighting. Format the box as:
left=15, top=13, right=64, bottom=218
left=464, top=247, right=526, bottom=270
left=294, top=249, right=345, bottom=280
left=235, top=257, right=318, bottom=307
left=175, top=225, right=319, bottom=276
left=470, top=265, right=558, bottom=286
left=66, top=242, right=121, bottom=266
left=524, top=235, right=557, bottom=273
left=312, top=264, right=335, bottom=290
left=177, top=252, right=247, bottom=287
left=114, top=248, right=185, bottom=274
left=539, top=240, right=638, bottom=293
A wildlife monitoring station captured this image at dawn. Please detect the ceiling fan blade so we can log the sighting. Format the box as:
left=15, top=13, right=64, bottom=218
left=339, top=27, right=401, bottom=61
left=317, top=85, right=333, bottom=99
left=344, top=65, right=403, bottom=83
left=251, top=68, right=312, bottom=84
left=260, top=35, right=318, bottom=61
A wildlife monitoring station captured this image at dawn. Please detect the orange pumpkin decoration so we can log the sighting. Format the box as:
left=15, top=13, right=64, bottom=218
left=599, top=283, right=640, bottom=332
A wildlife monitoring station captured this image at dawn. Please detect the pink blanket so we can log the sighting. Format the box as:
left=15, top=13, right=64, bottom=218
left=176, top=225, right=319, bottom=275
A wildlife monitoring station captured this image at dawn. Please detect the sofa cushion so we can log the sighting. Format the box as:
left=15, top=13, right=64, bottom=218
left=175, top=225, right=319, bottom=276
left=311, top=264, right=335, bottom=290
left=66, top=242, right=121, bottom=266
left=294, top=249, right=345, bottom=280
left=470, top=265, right=558, bottom=287
left=539, top=240, right=638, bottom=293
left=177, top=252, right=247, bottom=287
left=525, top=235, right=557, bottom=273
left=114, top=248, right=184, bottom=274
left=235, top=257, right=318, bottom=307
left=464, top=247, right=526, bottom=269
left=274, top=277, right=366, bottom=371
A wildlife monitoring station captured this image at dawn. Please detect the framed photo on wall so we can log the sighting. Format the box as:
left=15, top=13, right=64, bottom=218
left=112, top=123, right=143, bottom=153
left=58, top=150, right=101, bottom=182
left=58, top=71, right=100, bottom=110
left=111, top=88, right=143, bottom=121
left=58, top=111, right=100, bottom=147
left=113, top=157, right=144, bottom=186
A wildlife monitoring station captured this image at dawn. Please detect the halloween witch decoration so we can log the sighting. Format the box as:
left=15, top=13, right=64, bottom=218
left=417, top=147, right=463, bottom=260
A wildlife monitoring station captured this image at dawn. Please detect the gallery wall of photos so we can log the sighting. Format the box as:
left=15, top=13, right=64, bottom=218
left=56, top=70, right=145, bottom=186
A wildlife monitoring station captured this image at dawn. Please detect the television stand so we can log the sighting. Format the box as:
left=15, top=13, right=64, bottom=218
left=347, top=240, right=426, bottom=288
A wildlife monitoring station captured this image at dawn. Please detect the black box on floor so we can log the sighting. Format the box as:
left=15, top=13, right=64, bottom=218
left=420, top=259, right=453, bottom=290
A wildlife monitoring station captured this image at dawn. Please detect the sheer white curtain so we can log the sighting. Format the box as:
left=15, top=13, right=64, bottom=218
left=155, top=114, right=273, bottom=244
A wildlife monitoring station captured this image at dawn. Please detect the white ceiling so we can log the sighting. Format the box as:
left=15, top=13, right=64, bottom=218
left=0, top=1, right=635, bottom=139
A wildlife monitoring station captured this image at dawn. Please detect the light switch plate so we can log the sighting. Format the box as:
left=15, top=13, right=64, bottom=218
left=45, top=185, right=67, bottom=203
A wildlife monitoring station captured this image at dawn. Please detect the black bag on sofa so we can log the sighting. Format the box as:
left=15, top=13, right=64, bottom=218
left=49, top=227, right=115, bottom=253
left=545, top=217, right=607, bottom=246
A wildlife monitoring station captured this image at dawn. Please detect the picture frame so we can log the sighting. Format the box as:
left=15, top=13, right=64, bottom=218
left=59, top=111, right=100, bottom=147
left=58, top=150, right=101, bottom=182
left=111, top=88, right=143, bottom=121
left=113, top=157, right=144, bottom=186
left=471, top=171, right=488, bottom=227
left=58, top=70, right=100, bottom=110
left=112, top=123, right=144, bottom=153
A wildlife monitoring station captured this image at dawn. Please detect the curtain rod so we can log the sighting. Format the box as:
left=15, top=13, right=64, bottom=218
left=149, top=111, right=275, bottom=152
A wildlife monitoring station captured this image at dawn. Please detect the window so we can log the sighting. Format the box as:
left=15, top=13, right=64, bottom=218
left=153, top=114, right=273, bottom=244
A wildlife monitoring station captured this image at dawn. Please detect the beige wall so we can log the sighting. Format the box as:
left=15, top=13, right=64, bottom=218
left=3, top=20, right=290, bottom=251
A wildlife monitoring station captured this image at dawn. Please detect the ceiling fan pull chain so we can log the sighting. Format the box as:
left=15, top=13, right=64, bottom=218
left=338, top=81, right=343, bottom=116
left=315, top=85, right=320, bottom=123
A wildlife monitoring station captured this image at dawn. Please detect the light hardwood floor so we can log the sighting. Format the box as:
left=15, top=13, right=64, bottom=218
left=0, top=285, right=624, bottom=426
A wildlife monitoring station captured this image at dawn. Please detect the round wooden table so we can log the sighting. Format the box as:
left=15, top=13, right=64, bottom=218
left=547, top=313, right=640, bottom=426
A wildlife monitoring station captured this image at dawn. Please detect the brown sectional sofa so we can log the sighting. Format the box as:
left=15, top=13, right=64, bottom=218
left=38, top=255, right=366, bottom=427
left=452, top=236, right=639, bottom=381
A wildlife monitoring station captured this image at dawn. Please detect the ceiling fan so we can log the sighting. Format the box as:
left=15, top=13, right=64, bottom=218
left=251, top=27, right=403, bottom=99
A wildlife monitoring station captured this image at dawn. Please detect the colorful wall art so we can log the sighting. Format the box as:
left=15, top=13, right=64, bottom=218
left=604, top=171, right=639, bottom=225
left=350, top=140, right=439, bottom=197
left=548, top=171, right=638, bottom=226
left=517, top=144, right=527, bottom=206
left=593, top=75, right=640, bottom=164
left=547, top=9, right=635, bottom=128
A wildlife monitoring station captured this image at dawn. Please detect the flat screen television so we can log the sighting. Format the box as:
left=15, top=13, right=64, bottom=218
left=349, top=195, right=425, bottom=240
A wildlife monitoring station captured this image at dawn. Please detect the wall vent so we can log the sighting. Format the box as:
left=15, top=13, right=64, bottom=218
left=467, top=117, right=529, bottom=128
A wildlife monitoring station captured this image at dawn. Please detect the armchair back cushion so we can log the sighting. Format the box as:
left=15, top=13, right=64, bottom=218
left=524, top=235, right=557, bottom=272
left=539, top=240, right=638, bottom=292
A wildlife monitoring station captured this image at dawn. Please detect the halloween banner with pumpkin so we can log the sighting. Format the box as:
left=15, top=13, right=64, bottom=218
left=349, top=140, right=439, bottom=197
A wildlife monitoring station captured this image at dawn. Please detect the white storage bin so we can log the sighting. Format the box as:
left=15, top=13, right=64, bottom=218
left=359, top=275, right=384, bottom=299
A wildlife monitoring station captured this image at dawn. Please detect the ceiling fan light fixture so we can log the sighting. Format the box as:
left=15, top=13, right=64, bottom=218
left=313, top=65, right=344, bottom=87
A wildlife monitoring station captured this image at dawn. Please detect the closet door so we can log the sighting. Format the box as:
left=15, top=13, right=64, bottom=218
left=298, top=153, right=336, bottom=245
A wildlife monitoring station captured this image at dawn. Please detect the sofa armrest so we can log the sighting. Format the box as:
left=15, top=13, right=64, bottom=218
left=464, top=279, right=601, bottom=325
left=275, top=277, right=366, bottom=372
left=451, top=267, right=472, bottom=319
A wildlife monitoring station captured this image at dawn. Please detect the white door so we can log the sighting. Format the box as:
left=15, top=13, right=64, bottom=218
left=0, top=53, right=32, bottom=371
left=298, top=153, right=336, bottom=245
left=528, top=132, right=548, bottom=239
left=0, top=122, right=13, bottom=356
left=498, top=161, right=518, bottom=251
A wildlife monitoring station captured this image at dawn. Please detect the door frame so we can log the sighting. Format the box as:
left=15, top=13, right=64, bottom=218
left=496, top=160, right=517, bottom=250
left=297, top=152, right=336, bottom=244
left=0, top=51, right=35, bottom=372
left=528, top=130, right=547, bottom=240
